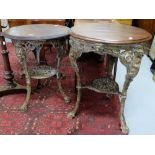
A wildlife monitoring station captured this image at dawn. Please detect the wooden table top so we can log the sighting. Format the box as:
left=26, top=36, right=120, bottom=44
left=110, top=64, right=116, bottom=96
left=2, top=24, right=70, bottom=40
left=71, top=22, right=152, bottom=44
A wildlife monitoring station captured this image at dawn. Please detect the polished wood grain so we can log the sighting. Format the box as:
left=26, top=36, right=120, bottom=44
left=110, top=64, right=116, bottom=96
left=71, top=22, right=152, bottom=44
left=74, top=19, right=119, bottom=26
left=2, top=24, right=70, bottom=40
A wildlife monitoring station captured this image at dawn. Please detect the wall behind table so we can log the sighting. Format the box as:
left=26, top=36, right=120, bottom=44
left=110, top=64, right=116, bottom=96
left=8, top=19, right=66, bottom=27
left=116, top=19, right=132, bottom=25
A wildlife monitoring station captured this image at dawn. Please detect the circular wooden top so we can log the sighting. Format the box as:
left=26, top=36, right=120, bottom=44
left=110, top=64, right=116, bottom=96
left=2, top=24, right=70, bottom=40
left=71, top=22, right=152, bottom=44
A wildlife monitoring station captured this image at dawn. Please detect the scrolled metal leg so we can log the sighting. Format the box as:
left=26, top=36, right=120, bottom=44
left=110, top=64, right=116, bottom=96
left=18, top=52, right=31, bottom=112
left=119, top=48, right=144, bottom=134
left=56, top=55, right=70, bottom=104
left=120, top=75, right=133, bottom=134
left=68, top=50, right=82, bottom=119
left=34, top=46, right=43, bottom=90
left=67, top=82, right=81, bottom=118
left=107, top=55, right=116, bottom=77
left=119, top=71, right=135, bottom=134
left=120, top=95, right=129, bottom=134
left=20, top=80, right=31, bottom=112
left=15, top=47, right=26, bottom=78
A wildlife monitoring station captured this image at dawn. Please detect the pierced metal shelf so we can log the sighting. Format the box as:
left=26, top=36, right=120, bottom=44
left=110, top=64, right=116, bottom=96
left=82, top=77, right=120, bottom=94
left=29, top=65, right=57, bottom=79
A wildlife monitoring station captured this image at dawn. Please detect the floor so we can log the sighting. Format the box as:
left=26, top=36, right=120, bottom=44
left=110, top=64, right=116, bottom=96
left=0, top=43, right=122, bottom=135
left=116, top=55, right=155, bottom=134
left=0, top=42, right=155, bottom=135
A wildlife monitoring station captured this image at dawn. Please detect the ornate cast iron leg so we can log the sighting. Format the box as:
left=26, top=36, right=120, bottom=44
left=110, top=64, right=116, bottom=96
left=120, top=50, right=143, bottom=134
left=15, top=47, right=25, bottom=78
left=107, top=55, right=116, bottom=77
left=153, top=74, right=155, bottom=81
left=68, top=49, right=82, bottom=118
left=19, top=49, right=31, bottom=112
left=120, top=74, right=133, bottom=134
left=35, top=46, right=42, bottom=90
left=56, top=43, right=70, bottom=104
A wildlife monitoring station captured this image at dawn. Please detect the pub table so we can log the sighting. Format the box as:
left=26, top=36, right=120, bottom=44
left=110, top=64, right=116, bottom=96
left=68, top=22, right=152, bottom=134
left=1, top=24, right=70, bottom=112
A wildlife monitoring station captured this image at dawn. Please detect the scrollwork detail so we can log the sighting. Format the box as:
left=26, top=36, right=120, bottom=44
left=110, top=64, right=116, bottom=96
left=70, top=36, right=145, bottom=71
left=13, top=40, right=44, bottom=51
left=69, top=36, right=148, bottom=134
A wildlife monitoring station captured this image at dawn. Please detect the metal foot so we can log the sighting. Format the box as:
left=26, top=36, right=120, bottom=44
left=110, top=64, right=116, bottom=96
left=19, top=82, right=31, bottom=112
left=121, top=122, right=129, bottom=134
left=64, top=96, right=71, bottom=104
left=67, top=98, right=80, bottom=119
left=120, top=115, right=129, bottom=134
left=20, top=104, right=28, bottom=112
left=67, top=111, right=76, bottom=119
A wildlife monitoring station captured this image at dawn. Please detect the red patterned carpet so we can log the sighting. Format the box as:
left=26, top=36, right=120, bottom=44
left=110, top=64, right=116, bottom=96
left=0, top=43, right=123, bottom=135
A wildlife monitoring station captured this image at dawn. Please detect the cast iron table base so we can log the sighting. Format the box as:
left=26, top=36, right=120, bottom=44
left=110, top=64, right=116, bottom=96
left=68, top=36, right=150, bottom=134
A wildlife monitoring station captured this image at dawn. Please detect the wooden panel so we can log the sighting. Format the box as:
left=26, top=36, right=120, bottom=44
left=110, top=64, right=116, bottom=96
left=133, top=19, right=155, bottom=35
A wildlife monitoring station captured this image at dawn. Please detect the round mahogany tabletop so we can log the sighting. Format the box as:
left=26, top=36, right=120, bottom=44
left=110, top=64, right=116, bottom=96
left=71, top=22, right=152, bottom=44
left=2, top=24, right=70, bottom=40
